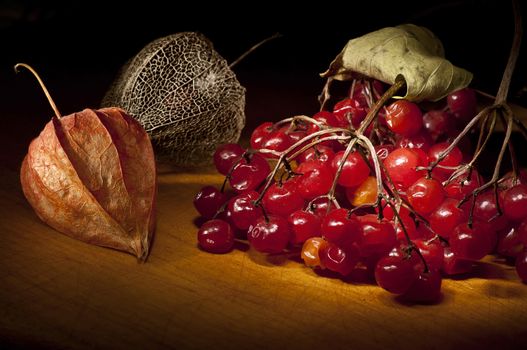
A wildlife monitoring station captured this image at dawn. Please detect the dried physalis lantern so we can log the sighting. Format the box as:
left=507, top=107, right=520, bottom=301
left=102, top=32, right=246, bottom=167
left=17, top=63, right=157, bottom=261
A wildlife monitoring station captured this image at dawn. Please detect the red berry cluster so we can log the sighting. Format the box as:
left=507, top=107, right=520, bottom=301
left=194, top=79, right=527, bottom=303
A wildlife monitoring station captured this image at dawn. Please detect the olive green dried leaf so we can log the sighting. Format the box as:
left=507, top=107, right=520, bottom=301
left=321, top=24, right=473, bottom=102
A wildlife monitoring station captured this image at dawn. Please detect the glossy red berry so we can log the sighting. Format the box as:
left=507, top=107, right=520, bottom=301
left=248, top=215, right=290, bottom=254
left=358, top=214, right=397, bottom=257
left=296, top=161, right=333, bottom=200
left=331, top=151, right=370, bottom=188
left=194, top=186, right=227, bottom=219
left=375, top=251, right=419, bottom=294
left=428, top=142, right=463, bottom=177
left=395, top=132, right=433, bottom=153
left=259, top=130, right=294, bottom=157
left=384, top=148, right=426, bottom=189
left=229, top=153, right=270, bottom=193
left=497, top=226, right=525, bottom=258
left=442, top=246, right=472, bottom=275
left=450, top=222, right=494, bottom=261
left=414, top=239, right=444, bottom=271
left=333, top=98, right=367, bottom=128
left=422, top=110, right=454, bottom=141
left=428, top=198, right=467, bottom=238
left=320, top=242, right=360, bottom=276
left=503, top=184, right=527, bottom=221
left=297, top=145, right=335, bottom=165
left=213, top=143, right=245, bottom=175
left=401, top=269, right=442, bottom=303
left=473, top=191, right=508, bottom=231
left=228, top=191, right=262, bottom=230
left=407, top=177, right=445, bottom=215
left=197, top=219, right=235, bottom=254
left=447, top=88, right=477, bottom=121
left=289, top=210, right=322, bottom=244
left=262, top=180, right=304, bottom=217
left=385, top=100, right=423, bottom=137
left=250, top=122, right=274, bottom=150
left=321, top=208, right=361, bottom=245
left=444, top=169, right=481, bottom=200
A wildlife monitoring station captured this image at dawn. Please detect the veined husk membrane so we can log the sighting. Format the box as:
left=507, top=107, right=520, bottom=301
left=102, top=32, right=246, bottom=167
left=21, top=107, right=157, bottom=261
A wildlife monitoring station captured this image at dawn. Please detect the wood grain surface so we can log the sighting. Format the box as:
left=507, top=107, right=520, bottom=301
left=1, top=101, right=527, bottom=349
left=1, top=163, right=527, bottom=350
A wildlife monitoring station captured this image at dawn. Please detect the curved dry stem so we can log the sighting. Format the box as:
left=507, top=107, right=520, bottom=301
left=14, top=63, right=62, bottom=119
left=255, top=127, right=353, bottom=205
left=319, top=77, right=334, bottom=111
left=357, top=77, right=406, bottom=135
left=229, top=33, right=282, bottom=68
left=495, top=0, right=522, bottom=104
left=421, top=105, right=495, bottom=174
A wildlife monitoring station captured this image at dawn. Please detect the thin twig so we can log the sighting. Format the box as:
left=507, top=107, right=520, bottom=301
left=229, top=33, right=282, bottom=68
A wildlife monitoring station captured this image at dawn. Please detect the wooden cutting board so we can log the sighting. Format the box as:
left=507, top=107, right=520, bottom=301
left=1, top=99, right=527, bottom=349
left=2, top=164, right=527, bottom=350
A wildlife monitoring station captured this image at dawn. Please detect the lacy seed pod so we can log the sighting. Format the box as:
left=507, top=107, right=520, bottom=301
left=102, top=32, right=246, bottom=167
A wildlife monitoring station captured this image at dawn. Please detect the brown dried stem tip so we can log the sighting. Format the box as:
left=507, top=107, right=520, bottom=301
left=14, top=63, right=62, bottom=119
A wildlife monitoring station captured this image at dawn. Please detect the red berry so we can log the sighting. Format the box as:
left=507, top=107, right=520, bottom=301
left=428, top=198, right=467, bottom=238
left=395, top=132, right=433, bottom=153
left=394, top=213, right=419, bottom=241
left=385, top=100, right=423, bottom=137
left=473, top=191, right=508, bottom=231
left=320, top=242, right=360, bottom=276
left=250, top=122, right=274, bottom=150
left=259, top=129, right=294, bottom=157
left=197, top=219, right=235, bottom=254
left=194, top=186, right=227, bottom=219
left=358, top=214, right=397, bottom=257
left=375, top=250, right=419, bottom=294
left=442, top=246, right=472, bottom=275
left=444, top=169, right=481, bottom=200
left=401, top=269, right=442, bottom=303
left=407, top=177, right=445, bottom=215
left=497, top=226, right=525, bottom=258
left=228, top=191, right=262, bottom=230
left=229, top=153, right=270, bottom=193
left=428, top=142, right=463, bottom=177
left=333, top=98, right=367, bottom=128
left=503, top=184, right=527, bottom=221
left=289, top=210, right=322, bottom=244
left=447, top=88, right=477, bottom=121
left=422, top=110, right=455, bottom=141
left=296, top=161, right=333, bottom=200
left=262, top=180, right=304, bottom=217
left=296, top=145, right=335, bottom=165
left=321, top=208, right=361, bottom=245
left=248, top=215, right=290, bottom=254
left=450, top=222, right=494, bottom=260
left=414, top=239, right=445, bottom=271
left=331, top=151, right=370, bottom=188
left=213, top=143, right=245, bottom=175
left=384, top=148, right=426, bottom=189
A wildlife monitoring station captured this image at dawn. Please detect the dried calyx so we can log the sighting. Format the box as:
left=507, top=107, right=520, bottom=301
left=17, top=63, right=157, bottom=261
left=102, top=32, right=246, bottom=167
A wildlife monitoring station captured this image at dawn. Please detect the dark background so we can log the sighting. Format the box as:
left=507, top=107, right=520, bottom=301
left=0, top=0, right=525, bottom=168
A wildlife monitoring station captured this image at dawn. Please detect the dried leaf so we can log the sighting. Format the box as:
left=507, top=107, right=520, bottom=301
left=102, top=32, right=246, bottom=167
left=321, top=24, right=473, bottom=102
left=21, top=107, right=157, bottom=260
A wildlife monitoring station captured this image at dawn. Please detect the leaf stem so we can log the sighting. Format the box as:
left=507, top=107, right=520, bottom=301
left=14, top=63, right=62, bottom=119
